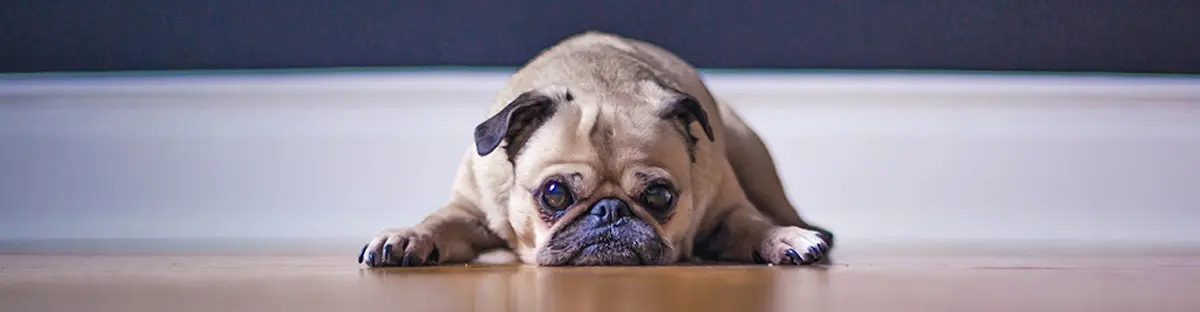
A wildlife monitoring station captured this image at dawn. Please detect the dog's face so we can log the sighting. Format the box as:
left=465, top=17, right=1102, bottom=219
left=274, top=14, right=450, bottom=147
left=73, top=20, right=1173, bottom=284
left=474, top=80, right=714, bottom=266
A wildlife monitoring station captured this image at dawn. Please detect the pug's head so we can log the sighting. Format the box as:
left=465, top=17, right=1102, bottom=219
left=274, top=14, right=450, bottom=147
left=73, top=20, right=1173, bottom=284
left=473, top=79, right=714, bottom=266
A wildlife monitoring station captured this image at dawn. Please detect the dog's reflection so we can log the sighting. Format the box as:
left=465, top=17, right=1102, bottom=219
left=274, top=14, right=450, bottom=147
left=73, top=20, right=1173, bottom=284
left=358, top=265, right=830, bottom=312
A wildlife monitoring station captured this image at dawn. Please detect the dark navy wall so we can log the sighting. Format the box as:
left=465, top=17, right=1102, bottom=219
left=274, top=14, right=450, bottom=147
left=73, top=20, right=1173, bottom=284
left=3, top=0, right=1198, bottom=73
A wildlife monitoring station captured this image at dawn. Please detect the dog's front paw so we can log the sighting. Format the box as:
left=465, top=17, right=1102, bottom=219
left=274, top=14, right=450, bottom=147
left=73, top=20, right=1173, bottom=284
left=358, top=228, right=440, bottom=267
left=753, top=226, right=829, bottom=265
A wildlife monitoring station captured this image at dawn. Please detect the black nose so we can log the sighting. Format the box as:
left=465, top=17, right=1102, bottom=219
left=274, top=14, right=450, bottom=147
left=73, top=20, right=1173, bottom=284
left=589, top=197, right=631, bottom=223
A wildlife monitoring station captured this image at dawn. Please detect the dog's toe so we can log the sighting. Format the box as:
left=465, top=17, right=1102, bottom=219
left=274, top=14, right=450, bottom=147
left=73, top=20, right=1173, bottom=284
left=784, top=249, right=802, bottom=265
left=359, top=229, right=439, bottom=267
left=758, top=226, right=830, bottom=266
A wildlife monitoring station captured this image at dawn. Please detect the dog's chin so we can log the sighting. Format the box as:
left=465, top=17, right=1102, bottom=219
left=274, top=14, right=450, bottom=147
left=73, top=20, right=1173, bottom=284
left=567, top=242, right=646, bottom=266
left=535, top=217, right=672, bottom=266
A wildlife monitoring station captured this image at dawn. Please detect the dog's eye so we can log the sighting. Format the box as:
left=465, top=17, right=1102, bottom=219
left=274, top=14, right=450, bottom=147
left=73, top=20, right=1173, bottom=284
left=642, top=185, right=674, bottom=210
left=540, top=180, right=573, bottom=210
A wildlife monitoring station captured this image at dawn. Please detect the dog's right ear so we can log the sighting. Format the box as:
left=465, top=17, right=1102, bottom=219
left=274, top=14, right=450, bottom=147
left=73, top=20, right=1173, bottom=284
left=473, top=92, right=557, bottom=157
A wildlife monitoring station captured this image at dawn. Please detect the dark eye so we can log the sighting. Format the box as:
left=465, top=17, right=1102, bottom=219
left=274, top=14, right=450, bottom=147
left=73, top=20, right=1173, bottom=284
left=540, top=180, right=574, bottom=210
left=642, top=184, right=674, bottom=210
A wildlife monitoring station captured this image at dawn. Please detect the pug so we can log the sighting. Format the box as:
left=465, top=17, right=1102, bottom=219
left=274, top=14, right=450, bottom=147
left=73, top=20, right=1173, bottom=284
left=358, top=31, right=834, bottom=267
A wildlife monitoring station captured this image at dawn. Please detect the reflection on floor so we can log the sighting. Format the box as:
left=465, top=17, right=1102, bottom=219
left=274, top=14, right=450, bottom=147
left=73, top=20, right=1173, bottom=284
left=2, top=241, right=1199, bottom=312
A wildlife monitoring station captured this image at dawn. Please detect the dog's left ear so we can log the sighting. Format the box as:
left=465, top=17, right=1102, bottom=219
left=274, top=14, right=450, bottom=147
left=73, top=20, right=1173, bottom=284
left=474, top=92, right=557, bottom=157
left=662, top=95, right=715, bottom=142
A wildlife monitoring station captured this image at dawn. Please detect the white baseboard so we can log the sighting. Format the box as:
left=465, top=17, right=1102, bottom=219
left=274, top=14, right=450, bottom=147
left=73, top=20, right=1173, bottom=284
left=1, top=71, right=1198, bottom=243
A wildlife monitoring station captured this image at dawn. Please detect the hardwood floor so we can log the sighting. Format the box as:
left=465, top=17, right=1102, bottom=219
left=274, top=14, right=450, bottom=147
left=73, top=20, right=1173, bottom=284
left=2, top=241, right=1198, bottom=312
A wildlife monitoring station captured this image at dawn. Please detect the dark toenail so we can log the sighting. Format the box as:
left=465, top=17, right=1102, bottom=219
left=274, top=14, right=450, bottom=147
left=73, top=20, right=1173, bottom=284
left=428, top=248, right=441, bottom=264
left=367, top=252, right=376, bottom=266
left=358, top=245, right=367, bottom=264
left=402, top=253, right=421, bottom=266
left=383, top=244, right=392, bottom=260
left=785, top=249, right=801, bottom=265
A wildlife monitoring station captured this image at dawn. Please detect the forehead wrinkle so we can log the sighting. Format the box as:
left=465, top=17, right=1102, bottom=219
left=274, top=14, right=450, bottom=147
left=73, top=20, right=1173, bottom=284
left=565, top=100, right=619, bottom=184
left=574, top=101, right=599, bottom=143
left=591, top=121, right=623, bottom=183
left=578, top=88, right=661, bottom=186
